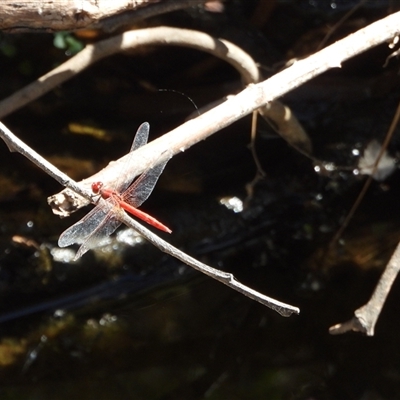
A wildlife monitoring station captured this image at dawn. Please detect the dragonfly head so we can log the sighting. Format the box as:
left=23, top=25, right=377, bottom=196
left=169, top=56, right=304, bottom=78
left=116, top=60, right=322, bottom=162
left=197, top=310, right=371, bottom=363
left=91, top=181, right=103, bottom=194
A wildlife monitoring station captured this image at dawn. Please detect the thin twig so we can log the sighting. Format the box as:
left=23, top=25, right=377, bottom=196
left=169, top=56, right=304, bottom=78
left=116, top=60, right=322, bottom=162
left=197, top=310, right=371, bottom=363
left=317, top=0, right=369, bottom=51
left=0, top=121, right=93, bottom=202
left=244, top=111, right=266, bottom=205
left=330, top=240, right=400, bottom=336
left=117, top=210, right=299, bottom=316
left=249, top=111, right=266, bottom=177
left=329, top=99, right=400, bottom=248
left=0, top=121, right=299, bottom=317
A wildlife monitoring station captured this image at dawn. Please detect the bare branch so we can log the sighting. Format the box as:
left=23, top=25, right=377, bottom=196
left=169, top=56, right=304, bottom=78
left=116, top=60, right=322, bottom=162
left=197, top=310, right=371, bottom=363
left=116, top=210, right=299, bottom=316
left=43, top=12, right=400, bottom=215
left=0, top=27, right=261, bottom=118
left=0, top=0, right=159, bottom=32
left=330, top=241, right=400, bottom=336
left=0, top=1, right=217, bottom=33
left=0, top=121, right=299, bottom=317
left=0, top=121, right=93, bottom=202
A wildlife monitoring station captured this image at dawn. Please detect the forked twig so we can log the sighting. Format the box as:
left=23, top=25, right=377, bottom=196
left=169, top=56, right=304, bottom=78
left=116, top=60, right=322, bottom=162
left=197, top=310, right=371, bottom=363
left=0, top=121, right=299, bottom=317
left=330, top=241, right=400, bottom=336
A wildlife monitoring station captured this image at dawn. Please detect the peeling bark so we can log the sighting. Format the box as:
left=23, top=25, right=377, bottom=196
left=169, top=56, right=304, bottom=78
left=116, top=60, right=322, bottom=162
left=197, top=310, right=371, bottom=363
left=0, top=0, right=159, bottom=32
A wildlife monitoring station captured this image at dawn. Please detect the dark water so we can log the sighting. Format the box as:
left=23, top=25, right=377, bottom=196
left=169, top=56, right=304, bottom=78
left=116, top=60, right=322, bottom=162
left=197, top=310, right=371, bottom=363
left=0, top=1, right=400, bottom=399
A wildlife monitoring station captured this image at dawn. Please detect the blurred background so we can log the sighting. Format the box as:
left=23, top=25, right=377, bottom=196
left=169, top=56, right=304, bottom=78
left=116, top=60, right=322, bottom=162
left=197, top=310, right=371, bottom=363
left=0, top=1, right=400, bottom=398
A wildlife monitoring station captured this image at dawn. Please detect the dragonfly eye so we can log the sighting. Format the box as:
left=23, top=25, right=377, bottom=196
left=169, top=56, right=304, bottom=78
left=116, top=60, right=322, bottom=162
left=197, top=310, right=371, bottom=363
left=91, top=182, right=103, bottom=194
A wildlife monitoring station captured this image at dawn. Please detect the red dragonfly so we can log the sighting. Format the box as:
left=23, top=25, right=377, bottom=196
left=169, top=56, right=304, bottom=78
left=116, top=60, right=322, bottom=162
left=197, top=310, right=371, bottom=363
left=58, top=122, right=171, bottom=260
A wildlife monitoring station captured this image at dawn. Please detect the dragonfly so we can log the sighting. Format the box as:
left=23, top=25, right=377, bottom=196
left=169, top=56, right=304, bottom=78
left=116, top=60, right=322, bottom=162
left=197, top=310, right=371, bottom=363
left=58, top=122, right=171, bottom=260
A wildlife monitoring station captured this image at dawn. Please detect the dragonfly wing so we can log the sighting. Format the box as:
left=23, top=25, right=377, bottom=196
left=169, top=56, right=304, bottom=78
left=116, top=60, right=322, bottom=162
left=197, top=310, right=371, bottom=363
left=74, top=213, right=122, bottom=259
left=123, top=159, right=169, bottom=208
left=58, top=206, right=108, bottom=247
left=114, top=122, right=150, bottom=194
left=130, top=122, right=149, bottom=151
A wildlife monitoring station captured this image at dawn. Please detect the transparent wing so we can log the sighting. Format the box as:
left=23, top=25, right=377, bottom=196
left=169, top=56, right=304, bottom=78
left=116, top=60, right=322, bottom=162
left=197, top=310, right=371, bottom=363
left=74, top=212, right=122, bottom=260
left=58, top=206, right=109, bottom=247
left=115, top=122, right=150, bottom=194
left=58, top=201, right=123, bottom=260
left=122, top=159, right=169, bottom=208
left=130, top=122, right=149, bottom=151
